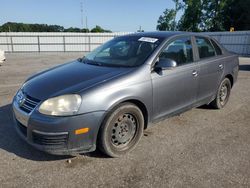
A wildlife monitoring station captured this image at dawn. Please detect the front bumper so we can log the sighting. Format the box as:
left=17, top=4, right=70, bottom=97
left=12, top=100, right=106, bottom=155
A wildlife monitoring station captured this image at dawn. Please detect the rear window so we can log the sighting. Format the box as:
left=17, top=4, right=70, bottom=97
left=211, top=39, right=222, bottom=55
left=196, top=37, right=216, bottom=59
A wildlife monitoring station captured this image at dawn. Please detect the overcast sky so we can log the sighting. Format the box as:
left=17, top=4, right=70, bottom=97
left=0, top=0, right=182, bottom=32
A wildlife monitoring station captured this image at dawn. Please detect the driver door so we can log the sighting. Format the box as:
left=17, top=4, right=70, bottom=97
left=151, top=36, right=199, bottom=120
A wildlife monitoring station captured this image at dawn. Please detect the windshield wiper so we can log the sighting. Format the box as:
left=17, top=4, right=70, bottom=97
left=85, top=61, right=103, bottom=66
left=83, top=59, right=103, bottom=66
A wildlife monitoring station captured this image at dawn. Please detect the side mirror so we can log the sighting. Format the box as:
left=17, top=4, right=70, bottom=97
left=155, top=58, right=177, bottom=71
left=77, top=56, right=85, bottom=62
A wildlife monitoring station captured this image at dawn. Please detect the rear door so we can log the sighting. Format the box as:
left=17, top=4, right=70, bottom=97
left=151, top=36, right=199, bottom=120
left=194, top=36, right=225, bottom=102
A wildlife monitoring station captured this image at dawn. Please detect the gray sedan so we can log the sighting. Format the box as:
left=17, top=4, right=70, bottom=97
left=12, top=32, right=239, bottom=157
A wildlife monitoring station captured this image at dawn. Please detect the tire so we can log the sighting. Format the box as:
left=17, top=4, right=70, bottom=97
left=210, top=78, right=231, bottom=109
left=98, top=103, right=144, bottom=158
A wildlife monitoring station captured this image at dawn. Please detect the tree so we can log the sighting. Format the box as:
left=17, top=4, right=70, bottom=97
left=223, top=0, right=250, bottom=31
left=178, top=0, right=203, bottom=32
left=0, top=22, right=64, bottom=32
left=0, top=22, right=112, bottom=33
left=157, top=9, right=176, bottom=31
left=172, top=0, right=183, bottom=30
left=90, top=25, right=111, bottom=33
left=201, top=0, right=228, bottom=31
left=64, top=27, right=81, bottom=32
left=160, top=0, right=250, bottom=32
left=157, top=0, right=182, bottom=31
left=200, top=0, right=250, bottom=31
left=81, top=28, right=90, bottom=33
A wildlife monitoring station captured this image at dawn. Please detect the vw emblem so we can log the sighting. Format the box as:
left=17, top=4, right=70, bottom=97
left=16, top=91, right=26, bottom=107
left=18, top=97, right=26, bottom=107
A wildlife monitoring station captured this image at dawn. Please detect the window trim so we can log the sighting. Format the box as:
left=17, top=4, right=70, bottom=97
left=152, top=35, right=196, bottom=68
left=194, top=36, right=218, bottom=60
left=210, top=38, right=223, bottom=56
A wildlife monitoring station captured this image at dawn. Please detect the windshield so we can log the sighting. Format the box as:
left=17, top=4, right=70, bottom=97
left=83, top=36, right=163, bottom=67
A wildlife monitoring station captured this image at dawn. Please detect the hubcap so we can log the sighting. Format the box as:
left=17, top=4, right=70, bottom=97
left=111, top=113, right=137, bottom=147
left=219, top=83, right=228, bottom=105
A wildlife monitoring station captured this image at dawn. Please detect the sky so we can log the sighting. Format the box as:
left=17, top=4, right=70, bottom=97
left=0, top=0, right=182, bottom=32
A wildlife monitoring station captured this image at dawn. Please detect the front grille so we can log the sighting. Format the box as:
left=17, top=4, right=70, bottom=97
left=16, top=120, right=27, bottom=137
left=20, top=95, right=40, bottom=114
left=32, top=131, right=68, bottom=148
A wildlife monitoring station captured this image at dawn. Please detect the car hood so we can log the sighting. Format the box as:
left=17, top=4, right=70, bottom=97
left=23, top=61, right=132, bottom=101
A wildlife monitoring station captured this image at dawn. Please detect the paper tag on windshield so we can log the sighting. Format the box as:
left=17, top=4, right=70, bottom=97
left=138, top=37, right=158, bottom=43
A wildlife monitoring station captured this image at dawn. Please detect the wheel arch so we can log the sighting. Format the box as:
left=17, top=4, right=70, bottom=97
left=225, top=74, right=234, bottom=87
left=122, top=99, right=149, bottom=130
left=102, top=98, right=149, bottom=130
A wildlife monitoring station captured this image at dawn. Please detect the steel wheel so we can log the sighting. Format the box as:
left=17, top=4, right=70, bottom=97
left=210, top=78, right=231, bottom=109
left=111, top=113, right=137, bottom=148
left=219, top=82, right=228, bottom=106
left=98, top=103, right=144, bottom=157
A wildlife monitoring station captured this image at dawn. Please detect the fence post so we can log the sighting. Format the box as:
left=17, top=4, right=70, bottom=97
left=247, top=34, right=250, bottom=56
left=244, top=33, right=250, bottom=56
left=37, top=36, right=40, bottom=52
left=88, top=35, right=91, bottom=52
left=63, top=36, right=66, bottom=52
left=10, top=36, right=14, bottom=52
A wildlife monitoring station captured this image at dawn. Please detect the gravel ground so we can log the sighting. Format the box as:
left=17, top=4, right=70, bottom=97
left=0, top=53, right=249, bottom=188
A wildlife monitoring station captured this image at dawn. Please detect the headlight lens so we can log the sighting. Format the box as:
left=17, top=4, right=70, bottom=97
left=39, top=94, right=82, bottom=116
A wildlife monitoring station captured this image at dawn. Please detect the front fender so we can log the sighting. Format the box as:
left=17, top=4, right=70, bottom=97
left=81, top=80, right=152, bottom=112
left=78, top=72, right=153, bottom=121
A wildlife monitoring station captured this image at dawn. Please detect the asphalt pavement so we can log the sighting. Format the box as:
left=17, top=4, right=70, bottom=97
left=0, top=53, right=249, bottom=188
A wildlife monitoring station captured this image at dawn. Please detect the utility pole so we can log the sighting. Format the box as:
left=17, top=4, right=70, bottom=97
left=80, top=2, right=84, bottom=29
left=138, top=26, right=144, bottom=32
left=86, top=15, right=88, bottom=31
left=81, top=1, right=88, bottom=32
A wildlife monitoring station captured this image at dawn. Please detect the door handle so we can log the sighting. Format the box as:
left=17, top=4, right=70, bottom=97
left=219, top=64, right=224, bottom=69
left=192, top=70, right=198, bottom=77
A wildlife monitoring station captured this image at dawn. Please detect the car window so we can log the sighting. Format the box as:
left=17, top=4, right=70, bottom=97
left=95, top=41, right=131, bottom=59
left=211, top=39, right=222, bottom=55
left=159, top=37, right=193, bottom=66
left=196, top=37, right=216, bottom=59
left=84, top=36, right=163, bottom=67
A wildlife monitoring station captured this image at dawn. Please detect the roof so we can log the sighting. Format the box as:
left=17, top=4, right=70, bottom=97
left=125, top=31, right=191, bottom=39
left=120, top=31, right=218, bottom=40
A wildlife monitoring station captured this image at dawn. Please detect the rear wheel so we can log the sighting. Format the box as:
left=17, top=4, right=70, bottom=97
left=210, top=78, right=231, bottom=109
left=98, top=103, right=144, bottom=157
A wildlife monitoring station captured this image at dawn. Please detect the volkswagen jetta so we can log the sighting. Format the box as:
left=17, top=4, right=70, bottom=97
left=12, top=32, right=239, bottom=157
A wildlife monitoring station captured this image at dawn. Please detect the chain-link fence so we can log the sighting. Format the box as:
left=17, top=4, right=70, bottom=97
left=206, top=31, right=250, bottom=56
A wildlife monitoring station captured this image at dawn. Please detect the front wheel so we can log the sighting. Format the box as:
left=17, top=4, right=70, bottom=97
left=210, top=78, right=231, bottom=109
left=98, top=103, right=144, bottom=158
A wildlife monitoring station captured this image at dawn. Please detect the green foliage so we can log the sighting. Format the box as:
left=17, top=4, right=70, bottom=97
left=157, top=9, right=176, bottom=31
left=158, top=0, right=250, bottom=32
left=178, top=0, right=203, bottom=32
left=0, top=22, right=64, bottom=32
left=202, top=0, right=228, bottom=31
left=90, top=25, right=112, bottom=33
left=0, top=22, right=111, bottom=33
left=157, top=0, right=182, bottom=31
left=64, top=27, right=90, bottom=33
left=222, top=0, right=250, bottom=31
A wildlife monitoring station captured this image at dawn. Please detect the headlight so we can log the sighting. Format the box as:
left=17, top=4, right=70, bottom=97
left=39, top=94, right=82, bottom=116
